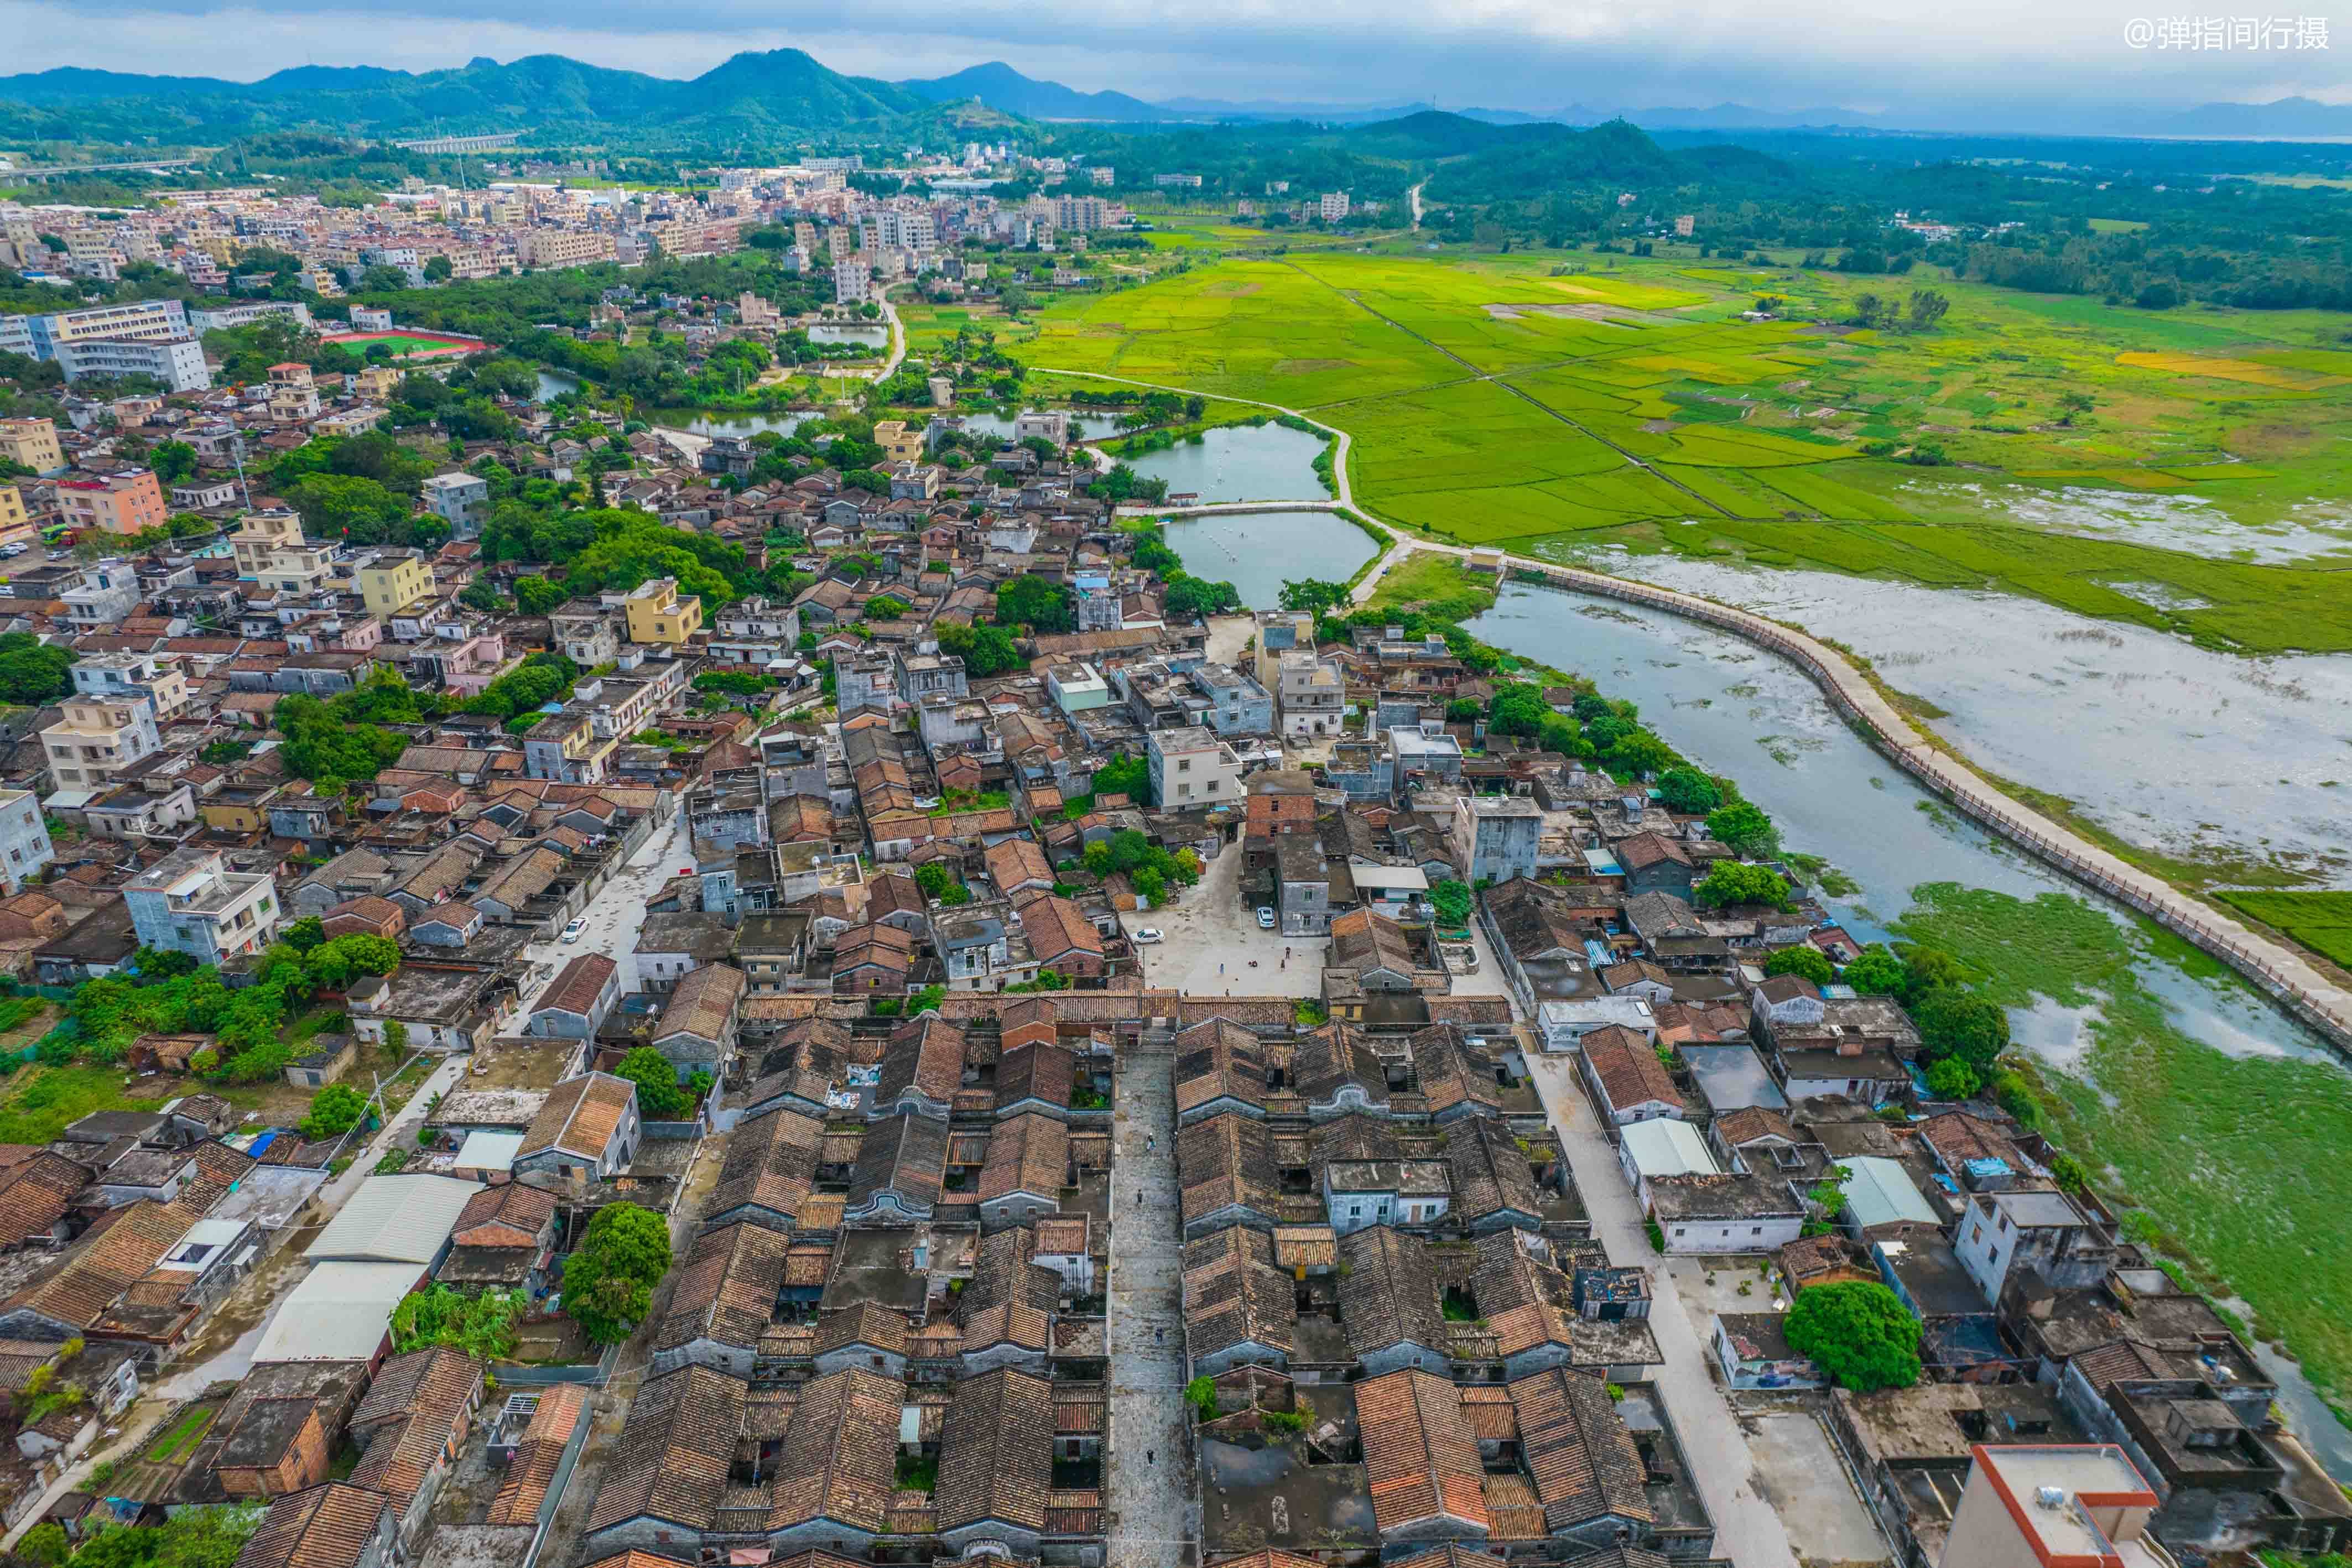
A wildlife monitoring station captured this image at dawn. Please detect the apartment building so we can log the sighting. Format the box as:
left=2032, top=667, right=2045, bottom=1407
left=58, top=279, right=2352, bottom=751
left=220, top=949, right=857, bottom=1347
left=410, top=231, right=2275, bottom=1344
left=51, top=335, right=211, bottom=392
left=232, top=507, right=337, bottom=596
left=41, top=686, right=163, bottom=791
left=0, top=417, right=64, bottom=476
left=59, top=561, right=142, bottom=629
left=124, top=846, right=282, bottom=965
left=514, top=229, right=612, bottom=269
left=419, top=472, right=490, bottom=539
left=267, top=363, right=322, bottom=421
left=74, top=651, right=191, bottom=722
left=55, top=470, right=166, bottom=536
left=833, top=256, right=871, bottom=305
left=622, top=577, right=703, bottom=645
left=0, top=485, right=29, bottom=547
left=1320, top=191, right=1352, bottom=222
left=357, top=549, right=434, bottom=618
left=0, top=298, right=190, bottom=358
left=1277, top=649, right=1345, bottom=738
left=1147, top=725, right=1244, bottom=809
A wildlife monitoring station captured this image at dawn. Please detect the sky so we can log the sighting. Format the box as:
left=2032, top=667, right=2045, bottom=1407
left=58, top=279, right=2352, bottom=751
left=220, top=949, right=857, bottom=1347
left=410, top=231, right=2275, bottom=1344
left=6, top=0, right=2350, bottom=118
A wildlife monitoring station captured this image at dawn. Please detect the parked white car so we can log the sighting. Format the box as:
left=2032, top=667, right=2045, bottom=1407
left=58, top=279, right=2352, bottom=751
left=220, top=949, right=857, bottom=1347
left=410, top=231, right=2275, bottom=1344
left=561, top=917, right=589, bottom=943
left=1132, top=928, right=1164, bottom=944
left=1256, top=907, right=1277, bottom=930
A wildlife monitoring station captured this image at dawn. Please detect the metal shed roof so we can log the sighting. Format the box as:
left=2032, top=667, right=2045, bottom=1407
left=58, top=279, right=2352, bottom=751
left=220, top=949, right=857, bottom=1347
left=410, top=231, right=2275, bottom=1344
left=1840, top=1156, right=1939, bottom=1231
left=253, top=1259, right=426, bottom=1363
left=1620, top=1118, right=1720, bottom=1178
left=308, top=1174, right=480, bottom=1263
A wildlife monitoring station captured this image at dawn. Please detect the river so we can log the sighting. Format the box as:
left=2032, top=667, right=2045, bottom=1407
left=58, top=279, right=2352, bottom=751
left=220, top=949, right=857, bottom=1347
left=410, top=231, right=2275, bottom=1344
left=1165, top=506, right=2352, bottom=1472
left=1538, top=545, right=2352, bottom=886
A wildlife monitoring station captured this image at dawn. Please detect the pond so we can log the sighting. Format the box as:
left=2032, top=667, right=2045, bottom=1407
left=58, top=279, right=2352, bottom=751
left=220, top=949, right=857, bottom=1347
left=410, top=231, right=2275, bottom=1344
left=534, top=369, right=581, bottom=402
left=1537, top=544, right=2352, bottom=885
left=807, top=323, right=887, bottom=349
left=1460, top=578, right=2352, bottom=1477
left=1159, top=509, right=1376, bottom=610
left=1115, top=420, right=1330, bottom=504
left=953, top=407, right=1092, bottom=442
left=653, top=409, right=816, bottom=439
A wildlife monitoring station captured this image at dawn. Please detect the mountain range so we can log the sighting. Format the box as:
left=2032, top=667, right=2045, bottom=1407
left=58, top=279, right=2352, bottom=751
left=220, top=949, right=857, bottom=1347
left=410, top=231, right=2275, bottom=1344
left=2, top=51, right=2349, bottom=143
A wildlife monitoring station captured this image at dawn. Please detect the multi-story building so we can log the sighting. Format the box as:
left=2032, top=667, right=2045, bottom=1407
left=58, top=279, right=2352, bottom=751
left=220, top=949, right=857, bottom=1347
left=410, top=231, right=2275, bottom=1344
left=419, top=472, right=490, bottom=539
left=523, top=709, right=620, bottom=784
left=832, top=256, right=871, bottom=305
left=41, top=684, right=163, bottom=791
left=514, top=229, right=613, bottom=270
left=1277, top=650, right=1345, bottom=739
left=1450, top=794, right=1543, bottom=885
left=267, top=363, right=321, bottom=421
left=356, top=549, right=434, bottom=618
left=0, top=418, right=64, bottom=476
left=550, top=605, right=622, bottom=666
left=54, top=470, right=166, bottom=536
left=0, top=484, right=29, bottom=547
left=50, top=335, right=211, bottom=392
left=1320, top=191, right=1352, bottom=222
left=622, top=577, right=703, bottom=645
left=59, top=560, right=142, bottom=630
left=1147, top=725, right=1243, bottom=809
left=0, top=298, right=189, bottom=358
left=0, top=790, right=54, bottom=894
left=124, top=846, right=282, bottom=965
left=74, top=650, right=191, bottom=721
left=232, top=507, right=337, bottom=596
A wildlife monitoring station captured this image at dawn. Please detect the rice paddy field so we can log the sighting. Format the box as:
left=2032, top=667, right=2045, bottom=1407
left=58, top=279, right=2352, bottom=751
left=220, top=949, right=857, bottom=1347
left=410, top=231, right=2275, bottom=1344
left=1018, top=248, right=2352, bottom=653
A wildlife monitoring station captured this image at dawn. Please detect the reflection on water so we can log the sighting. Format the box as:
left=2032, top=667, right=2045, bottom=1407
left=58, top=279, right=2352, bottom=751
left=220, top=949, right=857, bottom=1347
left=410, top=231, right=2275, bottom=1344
left=1160, top=510, right=1376, bottom=610
left=535, top=370, right=581, bottom=401
left=657, top=409, right=815, bottom=439
left=1118, top=422, right=1329, bottom=504
left=1541, top=544, right=2352, bottom=883
left=808, top=324, right=887, bottom=349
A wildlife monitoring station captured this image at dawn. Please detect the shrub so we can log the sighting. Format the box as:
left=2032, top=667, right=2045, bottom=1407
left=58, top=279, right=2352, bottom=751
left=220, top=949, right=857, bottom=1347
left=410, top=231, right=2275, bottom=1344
left=300, top=1083, right=370, bottom=1141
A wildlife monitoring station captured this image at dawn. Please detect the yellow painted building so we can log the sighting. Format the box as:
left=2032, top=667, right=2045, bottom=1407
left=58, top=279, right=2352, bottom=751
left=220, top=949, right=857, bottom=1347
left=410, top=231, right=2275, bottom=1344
left=357, top=550, right=435, bottom=617
left=872, top=420, right=925, bottom=463
left=0, top=418, right=63, bottom=476
left=622, top=577, right=704, bottom=645
left=0, top=485, right=29, bottom=546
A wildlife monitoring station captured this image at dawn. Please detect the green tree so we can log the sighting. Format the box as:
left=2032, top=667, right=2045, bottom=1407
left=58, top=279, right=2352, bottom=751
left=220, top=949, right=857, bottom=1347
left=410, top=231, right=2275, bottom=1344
left=1693, top=862, right=1792, bottom=910
left=280, top=916, right=327, bottom=953
left=934, top=619, right=1023, bottom=678
left=1486, top=682, right=1550, bottom=737
left=914, top=862, right=971, bottom=907
left=149, top=439, right=198, bottom=485
left=300, top=1083, right=370, bottom=1140
left=1926, top=1058, right=1982, bottom=1100
left=18, top=1523, right=69, bottom=1566
left=423, top=254, right=454, bottom=282
left=1428, top=879, right=1472, bottom=927
left=1763, top=945, right=1833, bottom=987
left=1782, top=1281, right=1922, bottom=1392
left=1916, top=989, right=2010, bottom=1075
left=1705, top=800, right=1781, bottom=859
left=1277, top=578, right=1350, bottom=615
left=382, top=1019, right=409, bottom=1059
left=1092, top=753, right=1149, bottom=801
left=1657, top=768, right=1721, bottom=815
left=301, top=933, right=401, bottom=991
left=613, top=1045, right=690, bottom=1119
left=996, top=574, right=1074, bottom=634
left=1164, top=575, right=1241, bottom=620
left=0, top=632, right=75, bottom=705
left=1841, top=944, right=1908, bottom=997
left=561, top=1201, right=672, bottom=1345
left=283, top=471, right=409, bottom=541
left=513, top=575, right=566, bottom=616
left=392, top=1283, right=522, bottom=1358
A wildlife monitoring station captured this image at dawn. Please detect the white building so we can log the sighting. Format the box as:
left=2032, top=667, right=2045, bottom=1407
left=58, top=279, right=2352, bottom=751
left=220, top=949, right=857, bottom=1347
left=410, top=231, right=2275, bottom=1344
left=1147, top=725, right=1242, bottom=810
left=1320, top=191, right=1352, bottom=222
left=122, top=845, right=282, bottom=965
left=419, top=471, right=491, bottom=539
left=0, top=790, right=54, bottom=894
left=51, top=335, right=210, bottom=392
left=833, top=256, right=872, bottom=305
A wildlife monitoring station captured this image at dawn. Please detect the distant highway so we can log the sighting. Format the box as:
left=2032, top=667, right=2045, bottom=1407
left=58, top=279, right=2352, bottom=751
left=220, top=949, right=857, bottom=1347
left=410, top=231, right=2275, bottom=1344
left=6, top=156, right=203, bottom=178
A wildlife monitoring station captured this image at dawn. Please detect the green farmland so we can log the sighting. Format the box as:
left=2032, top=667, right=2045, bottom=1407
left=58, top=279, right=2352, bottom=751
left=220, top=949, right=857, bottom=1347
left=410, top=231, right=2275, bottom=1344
left=1021, top=249, right=2352, bottom=653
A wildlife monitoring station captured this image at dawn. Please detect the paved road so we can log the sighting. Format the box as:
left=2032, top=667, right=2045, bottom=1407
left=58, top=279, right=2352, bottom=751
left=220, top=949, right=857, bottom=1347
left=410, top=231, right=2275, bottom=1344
left=1106, top=1041, right=1194, bottom=1568
left=1523, top=1054, right=1801, bottom=1568
left=523, top=809, right=691, bottom=999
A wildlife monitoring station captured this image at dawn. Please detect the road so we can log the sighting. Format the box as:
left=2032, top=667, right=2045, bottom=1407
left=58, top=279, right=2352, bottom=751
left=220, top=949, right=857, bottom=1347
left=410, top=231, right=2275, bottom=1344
left=525, top=809, right=691, bottom=999
left=1407, top=180, right=1426, bottom=229
left=1105, top=1039, right=1193, bottom=1567
left=1523, top=1053, right=1801, bottom=1568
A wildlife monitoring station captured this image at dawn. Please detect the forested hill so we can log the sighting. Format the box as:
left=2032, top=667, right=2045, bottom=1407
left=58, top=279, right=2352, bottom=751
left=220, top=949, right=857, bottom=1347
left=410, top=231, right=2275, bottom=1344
left=1423, top=118, right=1801, bottom=204
left=0, top=50, right=961, bottom=142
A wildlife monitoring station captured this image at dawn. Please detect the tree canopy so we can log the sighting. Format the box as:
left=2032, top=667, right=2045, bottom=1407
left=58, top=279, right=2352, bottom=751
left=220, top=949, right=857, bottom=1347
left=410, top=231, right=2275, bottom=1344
left=1783, top=1281, right=1922, bottom=1392
left=560, top=1201, right=672, bottom=1346
left=1693, top=861, right=1792, bottom=910
left=1762, top=945, right=1834, bottom=986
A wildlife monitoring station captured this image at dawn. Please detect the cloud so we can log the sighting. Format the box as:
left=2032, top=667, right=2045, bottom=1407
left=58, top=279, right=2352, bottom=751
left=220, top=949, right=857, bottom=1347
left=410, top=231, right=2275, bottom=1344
left=3, top=0, right=2346, bottom=114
